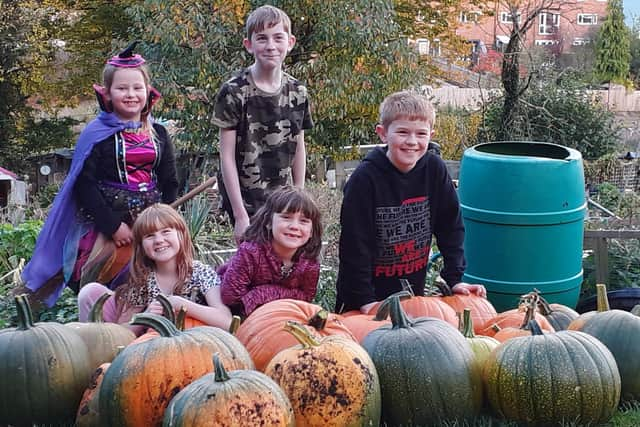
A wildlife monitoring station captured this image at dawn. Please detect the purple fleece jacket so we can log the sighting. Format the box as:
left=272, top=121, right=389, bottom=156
left=218, top=241, right=320, bottom=316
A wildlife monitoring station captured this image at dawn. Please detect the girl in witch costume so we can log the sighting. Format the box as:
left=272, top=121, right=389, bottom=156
left=22, top=42, right=179, bottom=306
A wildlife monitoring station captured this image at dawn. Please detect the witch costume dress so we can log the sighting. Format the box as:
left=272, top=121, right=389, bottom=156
left=21, top=45, right=178, bottom=306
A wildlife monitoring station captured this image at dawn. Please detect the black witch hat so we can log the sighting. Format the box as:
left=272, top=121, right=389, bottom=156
left=107, top=41, right=146, bottom=68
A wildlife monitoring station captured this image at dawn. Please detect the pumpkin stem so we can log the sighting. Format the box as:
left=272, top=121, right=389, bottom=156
left=528, top=319, right=544, bottom=336
left=388, top=295, right=413, bottom=329
left=461, top=308, right=476, bottom=338
left=14, top=294, right=35, bottom=330
left=595, top=284, right=610, bottom=312
left=491, top=323, right=501, bottom=333
left=175, top=306, right=187, bottom=331
left=519, top=293, right=539, bottom=330
left=213, top=353, right=230, bottom=382
left=307, top=309, right=328, bottom=330
left=372, top=290, right=412, bottom=321
left=536, top=295, right=554, bottom=316
left=399, top=279, right=415, bottom=296
left=155, top=294, right=176, bottom=324
left=228, top=315, right=241, bottom=335
left=88, top=292, right=112, bottom=323
left=130, top=313, right=181, bottom=337
left=284, top=320, right=321, bottom=348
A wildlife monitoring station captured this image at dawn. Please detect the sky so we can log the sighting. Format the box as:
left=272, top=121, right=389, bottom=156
left=624, top=0, right=639, bottom=25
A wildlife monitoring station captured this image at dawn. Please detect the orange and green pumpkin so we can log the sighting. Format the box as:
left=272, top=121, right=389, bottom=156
left=164, top=354, right=295, bottom=426
left=265, top=321, right=381, bottom=426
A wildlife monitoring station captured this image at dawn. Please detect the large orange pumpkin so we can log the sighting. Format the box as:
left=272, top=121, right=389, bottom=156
left=99, top=313, right=253, bottom=427
left=236, top=299, right=355, bottom=371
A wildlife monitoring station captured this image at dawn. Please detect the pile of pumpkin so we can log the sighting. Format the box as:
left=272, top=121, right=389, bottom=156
left=0, top=282, right=637, bottom=427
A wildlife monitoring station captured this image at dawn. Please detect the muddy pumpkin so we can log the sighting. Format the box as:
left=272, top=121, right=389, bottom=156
left=265, top=321, right=381, bottom=427
left=163, top=353, right=294, bottom=427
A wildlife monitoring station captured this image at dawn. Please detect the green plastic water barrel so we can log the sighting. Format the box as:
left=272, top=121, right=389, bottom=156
left=458, top=142, right=586, bottom=312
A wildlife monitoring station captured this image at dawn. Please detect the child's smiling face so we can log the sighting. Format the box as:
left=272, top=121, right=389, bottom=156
left=270, top=210, right=312, bottom=258
left=376, top=118, right=432, bottom=173
left=243, top=21, right=295, bottom=71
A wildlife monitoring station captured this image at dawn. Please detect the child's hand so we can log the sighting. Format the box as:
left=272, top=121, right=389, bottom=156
left=166, top=295, right=189, bottom=311
left=233, top=217, right=250, bottom=244
left=451, top=282, right=487, bottom=298
left=112, top=222, right=133, bottom=248
left=145, top=300, right=165, bottom=316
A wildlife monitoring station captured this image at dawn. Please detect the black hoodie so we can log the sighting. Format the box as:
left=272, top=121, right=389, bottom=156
left=335, top=147, right=465, bottom=312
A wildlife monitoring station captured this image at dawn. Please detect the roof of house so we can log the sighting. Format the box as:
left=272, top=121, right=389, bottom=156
left=0, top=166, right=18, bottom=180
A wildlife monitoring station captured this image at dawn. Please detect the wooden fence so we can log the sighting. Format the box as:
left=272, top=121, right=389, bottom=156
left=584, top=229, right=640, bottom=284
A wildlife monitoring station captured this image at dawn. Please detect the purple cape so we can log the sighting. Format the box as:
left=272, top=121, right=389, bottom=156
left=22, top=112, right=132, bottom=306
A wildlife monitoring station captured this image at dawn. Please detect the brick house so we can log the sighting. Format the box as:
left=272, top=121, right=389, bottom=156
left=454, top=0, right=607, bottom=58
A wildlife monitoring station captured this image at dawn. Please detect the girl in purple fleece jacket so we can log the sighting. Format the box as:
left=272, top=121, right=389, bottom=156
left=218, top=186, right=323, bottom=317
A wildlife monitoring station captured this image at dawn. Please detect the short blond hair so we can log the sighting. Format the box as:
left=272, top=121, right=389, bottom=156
left=245, top=5, right=291, bottom=39
left=379, top=90, right=436, bottom=129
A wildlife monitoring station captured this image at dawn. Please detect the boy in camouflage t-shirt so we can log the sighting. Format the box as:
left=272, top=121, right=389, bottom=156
left=212, top=5, right=313, bottom=242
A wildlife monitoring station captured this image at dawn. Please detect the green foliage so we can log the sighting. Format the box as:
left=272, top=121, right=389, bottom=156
left=0, top=220, right=42, bottom=279
left=630, top=16, right=640, bottom=87
left=479, top=71, right=619, bottom=160
left=595, top=0, right=631, bottom=84
left=125, top=0, right=428, bottom=154
left=595, top=182, right=640, bottom=221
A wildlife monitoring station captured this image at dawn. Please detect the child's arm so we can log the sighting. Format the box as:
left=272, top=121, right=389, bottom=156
left=292, top=131, right=306, bottom=188
left=219, top=127, right=250, bottom=241
left=240, top=261, right=320, bottom=315
left=219, top=244, right=256, bottom=308
left=154, top=124, right=179, bottom=204
left=165, top=288, right=232, bottom=330
left=335, top=171, right=379, bottom=313
left=431, top=157, right=466, bottom=289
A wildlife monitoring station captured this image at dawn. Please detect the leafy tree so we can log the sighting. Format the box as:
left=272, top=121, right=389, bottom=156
left=594, top=0, right=631, bottom=84
left=629, top=16, right=640, bottom=86
left=495, top=0, right=563, bottom=141
left=479, top=69, right=619, bottom=160
left=124, top=0, right=474, bottom=155
left=0, top=0, right=77, bottom=171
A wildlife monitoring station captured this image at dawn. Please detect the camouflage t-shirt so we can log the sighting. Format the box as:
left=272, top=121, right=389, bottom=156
left=212, top=68, right=313, bottom=217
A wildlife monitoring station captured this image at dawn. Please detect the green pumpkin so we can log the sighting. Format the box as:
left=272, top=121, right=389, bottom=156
left=484, top=320, right=621, bottom=426
left=362, top=295, right=482, bottom=426
left=0, top=294, right=93, bottom=425
left=569, top=284, right=640, bottom=402
left=66, top=292, right=136, bottom=370
left=536, top=295, right=579, bottom=331
left=164, top=354, right=295, bottom=426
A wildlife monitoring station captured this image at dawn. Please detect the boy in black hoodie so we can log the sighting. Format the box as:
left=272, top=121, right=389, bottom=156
left=335, top=90, right=486, bottom=314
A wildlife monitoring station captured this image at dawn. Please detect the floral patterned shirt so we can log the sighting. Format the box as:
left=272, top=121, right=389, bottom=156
left=124, top=260, right=220, bottom=307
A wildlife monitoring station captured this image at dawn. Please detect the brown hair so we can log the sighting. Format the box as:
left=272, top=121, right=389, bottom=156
left=102, top=63, right=155, bottom=129
left=116, top=204, right=195, bottom=312
left=378, top=90, right=436, bottom=129
left=245, top=5, right=291, bottom=39
left=243, top=186, right=323, bottom=260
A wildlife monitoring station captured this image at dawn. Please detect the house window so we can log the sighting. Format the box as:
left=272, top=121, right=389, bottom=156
left=572, top=37, right=591, bottom=46
left=500, top=11, right=521, bottom=24
left=459, top=12, right=468, bottom=23
left=430, top=38, right=441, bottom=57
left=577, top=14, right=598, bottom=25
left=416, top=39, right=429, bottom=55
left=539, top=12, right=559, bottom=35
left=535, top=39, right=558, bottom=46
